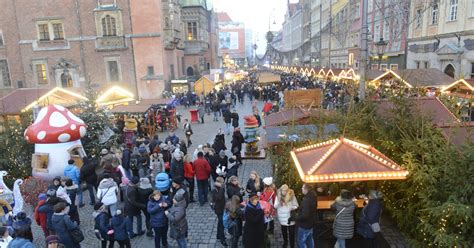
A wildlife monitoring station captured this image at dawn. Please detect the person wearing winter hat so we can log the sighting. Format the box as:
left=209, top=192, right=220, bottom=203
left=242, top=193, right=265, bottom=248
left=155, top=172, right=171, bottom=195
left=165, top=190, right=188, bottom=248
left=331, top=189, right=356, bottom=248
left=9, top=212, right=34, bottom=248
left=147, top=190, right=171, bottom=248
left=124, top=176, right=146, bottom=238
left=111, top=209, right=131, bottom=248
left=34, top=193, right=49, bottom=238
left=260, top=177, right=277, bottom=235
left=170, top=149, right=185, bottom=180
left=93, top=202, right=114, bottom=248
left=52, top=202, right=82, bottom=248
left=170, top=176, right=190, bottom=208
left=226, top=156, right=238, bottom=179
left=45, top=235, right=62, bottom=248
left=211, top=177, right=228, bottom=246
left=138, top=178, right=154, bottom=237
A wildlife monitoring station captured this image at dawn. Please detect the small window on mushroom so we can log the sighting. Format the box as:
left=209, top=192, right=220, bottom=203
left=32, top=153, right=49, bottom=172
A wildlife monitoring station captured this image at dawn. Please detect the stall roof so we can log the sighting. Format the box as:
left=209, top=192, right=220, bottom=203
left=290, top=137, right=409, bottom=183
left=258, top=72, right=281, bottom=84
left=0, top=87, right=87, bottom=115
left=437, top=122, right=474, bottom=148
left=371, top=69, right=454, bottom=88
left=375, top=97, right=459, bottom=126
left=264, top=107, right=309, bottom=127
left=110, top=99, right=173, bottom=113
left=263, top=124, right=338, bottom=147
left=96, top=86, right=135, bottom=106
left=442, top=79, right=474, bottom=98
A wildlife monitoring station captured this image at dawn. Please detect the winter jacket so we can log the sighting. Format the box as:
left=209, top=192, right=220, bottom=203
left=164, top=135, right=179, bottom=146
left=274, top=189, right=299, bottom=226
left=331, top=197, right=356, bottom=239
left=37, top=197, right=66, bottom=231
left=357, top=198, right=382, bottom=239
left=6, top=238, right=35, bottom=248
left=183, top=161, right=194, bottom=179
left=34, top=199, right=47, bottom=231
left=64, top=165, right=80, bottom=185
left=198, top=106, right=205, bottom=117
left=147, top=195, right=171, bottom=228
left=170, top=159, right=184, bottom=180
left=205, top=153, right=219, bottom=179
left=242, top=201, right=265, bottom=248
left=166, top=198, right=188, bottom=239
left=193, top=158, right=211, bottom=180
left=93, top=211, right=112, bottom=240
left=150, top=154, right=165, bottom=179
left=155, top=172, right=171, bottom=192
left=230, top=112, right=239, bottom=127
left=296, top=190, right=317, bottom=229
left=122, top=148, right=131, bottom=170
left=100, top=154, right=120, bottom=170
left=231, top=131, right=245, bottom=153
left=111, top=215, right=128, bottom=241
left=211, top=186, right=226, bottom=215
left=223, top=110, right=232, bottom=123
left=226, top=183, right=243, bottom=202
left=51, top=213, right=81, bottom=248
left=137, top=187, right=154, bottom=211
left=80, top=158, right=98, bottom=185
left=245, top=178, right=263, bottom=194
left=212, top=141, right=227, bottom=155
left=170, top=187, right=190, bottom=208
left=124, top=185, right=146, bottom=216
left=96, top=178, right=118, bottom=206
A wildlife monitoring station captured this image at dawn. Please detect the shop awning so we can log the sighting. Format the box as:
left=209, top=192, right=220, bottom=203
left=290, top=137, right=409, bottom=183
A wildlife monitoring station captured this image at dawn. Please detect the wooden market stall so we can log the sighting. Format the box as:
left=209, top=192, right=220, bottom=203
left=437, top=122, right=474, bottom=149
left=290, top=136, right=409, bottom=209
left=257, top=72, right=281, bottom=84
left=96, top=85, right=135, bottom=106
left=369, top=68, right=454, bottom=90
left=264, top=107, right=331, bottom=127
left=284, top=89, right=322, bottom=109
left=441, top=79, right=474, bottom=99
left=194, top=75, right=218, bottom=95
left=171, top=80, right=190, bottom=94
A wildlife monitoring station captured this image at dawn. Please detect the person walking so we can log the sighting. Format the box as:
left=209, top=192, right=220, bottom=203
left=80, top=157, right=98, bottom=206
left=331, top=190, right=356, bottom=248
left=274, top=184, right=299, bottom=248
left=138, top=178, right=154, bottom=237
left=230, top=109, right=239, bottom=129
left=242, top=193, right=265, bottom=248
left=226, top=195, right=243, bottom=248
left=223, top=109, right=232, bottom=135
left=231, top=128, right=245, bottom=164
left=183, top=155, right=195, bottom=203
left=111, top=210, right=131, bottom=248
left=148, top=191, right=171, bottom=248
left=93, top=202, right=114, bottom=248
left=295, top=184, right=317, bottom=248
left=193, top=152, right=211, bottom=206
left=8, top=212, right=35, bottom=248
left=198, top=103, right=206, bottom=124
left=34, top=193, right=48, bottom=238
left=357, top=190, right=383, bottom=248
left=96, top=174, right=119, bottom=217
left=165, top=190, right=188, bottom=248
left=183, top=119, right=193, bottom=147
left=51, top=202, right=83, bottom=248
left=245, top=171, right=263, bottom=195
left=212, top=101, right=220, bottom=121
left=211, top=177, right=228, bottom=247
left=124, top=176, right=146, bottom=238
left=64, top=159, right=84, bottom=207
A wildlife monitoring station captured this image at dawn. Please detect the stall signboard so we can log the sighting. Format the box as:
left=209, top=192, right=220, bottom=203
left=284, top=89, right=322, bottom=109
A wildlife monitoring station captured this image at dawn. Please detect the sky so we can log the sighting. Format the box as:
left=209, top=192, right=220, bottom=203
left=212, top=0, right=288, bottom=55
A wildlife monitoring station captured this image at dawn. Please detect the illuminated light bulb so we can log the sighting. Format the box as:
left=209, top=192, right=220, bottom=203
left=343, top=174, right=348, bottom=179
left=377, top=173, right=382, bottom=178
left=324, top=176, right=329, bottom=180
left=349, top=174, right=354, bottom=179
left=329, top=175, right=334, bottom=179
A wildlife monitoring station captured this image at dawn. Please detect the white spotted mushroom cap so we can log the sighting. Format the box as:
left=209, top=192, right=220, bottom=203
left=24, top=105, right=87, bottom=144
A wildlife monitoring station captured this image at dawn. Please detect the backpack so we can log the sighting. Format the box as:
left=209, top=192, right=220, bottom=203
left=130, top=157, right=138, bottom=170
left=223, top=210, right=236, bottom=230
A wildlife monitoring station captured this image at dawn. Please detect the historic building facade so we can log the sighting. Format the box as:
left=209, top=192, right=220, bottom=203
left=407, top=0, right=474, bottom=79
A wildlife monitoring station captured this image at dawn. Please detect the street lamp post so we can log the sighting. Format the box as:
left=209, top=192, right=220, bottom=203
left=375, top=38, right=388, bottom=70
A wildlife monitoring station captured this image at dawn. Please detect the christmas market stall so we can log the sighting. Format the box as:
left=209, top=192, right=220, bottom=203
left=437, top=122, right=474, bottom=149
left=262, top=124, right=338, bottom=148
left=194, top=75, right=221, bottom=96
left=257, top=72, right=281, bottom=85
left=170, top=80, right=190, bottom=94
left=96, top=85, right=135, bottom=106
left=441, top=78, right=474, bottom=99
left=290, top=136, right=408, bottom=208
left=264, top=107, right=331, bottom=127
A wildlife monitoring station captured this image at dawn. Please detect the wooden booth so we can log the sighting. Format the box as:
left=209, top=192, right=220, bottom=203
left=257, top=72, right=281, bottom=84
left=442, top=79, right=474, bottom=99
left=171, top=80, right=190, bottom=94
left=284, top=89, right=322, bottom=109
left=369, top=68, right=453, bottom=90
left=194, top=75, right=218, bottom=95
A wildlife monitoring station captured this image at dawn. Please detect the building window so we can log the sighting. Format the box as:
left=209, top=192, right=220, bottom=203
left=102, top=15, right=117, bottom=36
left=0, top=60, right=11, bottom=87
left=147, top=66, right=154, bottom=76
left=38, top=24, right=50, bottom=41
left=35, top=63, right=48, bottom=84
left=187, top=22, right=197, bottom=41
left=170, top=64, right=175, bottom=80
left=348, top=53, right=354, bottom=66
left=52, top=23, right=64, bottom=40
left=449, top=0, right=458, bottom=21
left=368, top=0, right=373, bottom=12
left=471, top=62, right=474, bottom=78
left=0, top=30, right=4, bottom=47
left=416, top=61, right=421, bottom=69
left=415, top=9, right=422, bottom=28
left=371, top=64, right=379, bottom=70
left=105, top=59, right=121, bottom=82
left=380, top=64, right=388, bottom=71
left=390, top=64, right=399, bottom=70
left=431, top=4, right=438, bottom=25
left=424, top=61, right=429, bottom=68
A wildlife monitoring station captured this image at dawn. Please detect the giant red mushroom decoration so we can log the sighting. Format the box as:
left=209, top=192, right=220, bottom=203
left=24, top=105, right=87, bottom=180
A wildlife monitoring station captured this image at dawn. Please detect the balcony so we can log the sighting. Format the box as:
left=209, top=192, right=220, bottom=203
left=95, top=36, right=127, bottom=51
left=184, top=40, right=209, bottom=55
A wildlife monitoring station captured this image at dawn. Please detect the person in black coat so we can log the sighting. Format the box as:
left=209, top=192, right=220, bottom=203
left=226, top=176, right=243, bottom=202
left=212, top=136, right=227, bottom=155
left=243, top=193, right=265, bottom=248
left=169, top=177, right=190, bottom=208
left=357, top=190, right=383, bottom=248
left=223, top=109, right=232, bottom=135
left=121, top=145, right=132, bottom=179
left=137, top=178, right=154, bottom=237
left=230, top=110, right=239, bottom=129
left=206, top=149, right=219, bottom=183
left=245, top=171, right=264, bottom=195
left=295, top=184, right=317, bottom=248
left=124, top=177, right=146, bottom=238
left=231, top=128, right=245, bottom=163
left=93, top=202, right=114, bottom=248
left=211, top=177, right=227, bottom=247
left=80, top=156, right=98, bottom=206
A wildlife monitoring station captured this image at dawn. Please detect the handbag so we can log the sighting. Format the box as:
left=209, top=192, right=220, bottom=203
left=69, top=227, right=85, bottom=243
left=363, top=208, right=382, bottom=233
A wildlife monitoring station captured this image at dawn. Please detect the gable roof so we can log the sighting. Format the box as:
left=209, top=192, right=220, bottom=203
left=437, top=122, right=474, bottom=148
left=290, top=137, right=409, bottom=183
left=217, top=12, right=232, bottom=22
left=264, top=107, right=309, bottom=127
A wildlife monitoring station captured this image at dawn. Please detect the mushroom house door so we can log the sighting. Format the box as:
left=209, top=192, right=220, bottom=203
left=68, top=145, right=85, bottom=168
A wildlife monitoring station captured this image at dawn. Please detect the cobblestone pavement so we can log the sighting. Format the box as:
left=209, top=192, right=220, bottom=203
left=29, top=99, right=285, bottom=247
